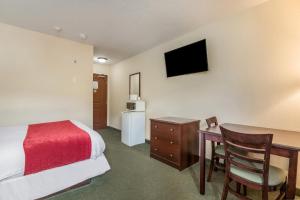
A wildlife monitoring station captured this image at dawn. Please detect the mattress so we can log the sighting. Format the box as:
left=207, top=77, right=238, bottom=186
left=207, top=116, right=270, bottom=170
left=0, top=120, right=106, bottom=181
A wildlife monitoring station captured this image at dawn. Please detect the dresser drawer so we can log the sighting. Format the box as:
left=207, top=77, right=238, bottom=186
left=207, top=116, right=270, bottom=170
left=151, top=121, right=179, bottom=133
left=151, top=142, right=180, bottom=164
left=151, top=134, right=179, bottom=146
left=151, top=121, right=180, bottom=142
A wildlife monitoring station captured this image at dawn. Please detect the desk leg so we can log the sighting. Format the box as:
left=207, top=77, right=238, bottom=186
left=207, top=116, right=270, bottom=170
left=286, top=151, right=298, bottom=199
left=200, top=132, right=206, bottom=194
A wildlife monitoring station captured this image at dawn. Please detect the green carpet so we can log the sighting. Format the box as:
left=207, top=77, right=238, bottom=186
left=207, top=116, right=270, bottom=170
left=49, top=128, right=299, bottom=200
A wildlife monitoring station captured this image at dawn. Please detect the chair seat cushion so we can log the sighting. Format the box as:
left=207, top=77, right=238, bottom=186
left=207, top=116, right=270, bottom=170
left=215, top=145, right=246, bottom=157
left=230, top=160, right=287, bottom=186
left=215, top=145, right=225, bottom=156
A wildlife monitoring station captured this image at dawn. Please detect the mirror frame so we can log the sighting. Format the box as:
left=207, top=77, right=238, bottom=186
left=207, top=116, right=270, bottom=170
left=129, top=72, right=141, bottom=97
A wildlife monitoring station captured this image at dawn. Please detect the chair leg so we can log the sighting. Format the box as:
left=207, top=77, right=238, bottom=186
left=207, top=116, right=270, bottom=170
left=207, top=159, right=214, bottom=182
left=207, top=142, right=215, bottom=182
left=215, top=143, right=222, bottom=171
left=236, top=183, right=241, bottom=194
left=223, top=159, right=226, bottom=172
left=221, top=176, right=230, bottom=200
left=243, top=185, right=247, bottom=196
left=262, top=186, right=268, bottom=200
left=276, top=181, right=287, bottom=200
left=215, top=157, right=219, bottom=172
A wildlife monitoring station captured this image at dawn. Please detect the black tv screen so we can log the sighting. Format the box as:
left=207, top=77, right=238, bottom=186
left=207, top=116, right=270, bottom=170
left=164, top=39, right=208, bottom=78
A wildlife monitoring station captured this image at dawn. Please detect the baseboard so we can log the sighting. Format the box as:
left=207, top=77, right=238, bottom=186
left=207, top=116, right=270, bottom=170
left=296, top=188, right=300, bottom=196
left=107, top=126, right=150, bottom=144
left=107, top=126, right=121, bottom=132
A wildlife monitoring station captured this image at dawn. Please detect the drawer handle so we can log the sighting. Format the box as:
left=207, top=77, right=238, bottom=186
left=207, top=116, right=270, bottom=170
left=169, top=154, right=173, bottom=158
left=170, top=128, right=174, bottom=132
left=154, top=148, right=158, bottom=151
left=154, top=125, right=158, bottom=129
left=170, top=141, right=174, bottom=144
left=154, top=137, right=158, bottom=140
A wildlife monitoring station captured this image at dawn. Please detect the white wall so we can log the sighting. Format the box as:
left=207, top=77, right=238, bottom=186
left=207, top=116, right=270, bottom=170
left=93, top=63, right=111, bottom=125
left=109, top=0, right=300, bottom=186
left=93, top=63, right=111, bottom=75
left=0, top=22, right=94, bottom=127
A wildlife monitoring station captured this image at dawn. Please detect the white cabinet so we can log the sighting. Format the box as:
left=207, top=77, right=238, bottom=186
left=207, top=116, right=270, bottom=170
left=121, top=111, right=145, bottom=146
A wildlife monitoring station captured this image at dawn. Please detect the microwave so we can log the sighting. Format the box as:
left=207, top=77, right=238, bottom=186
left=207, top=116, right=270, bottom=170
left=126, top=100, right=145, bottom=111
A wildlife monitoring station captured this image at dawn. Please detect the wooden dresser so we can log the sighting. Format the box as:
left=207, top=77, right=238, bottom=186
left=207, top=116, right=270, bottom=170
left=150, top=117, right=199, bottom=170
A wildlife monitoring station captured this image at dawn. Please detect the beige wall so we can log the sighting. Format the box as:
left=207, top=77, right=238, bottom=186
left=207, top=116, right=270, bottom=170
left=93, top=63, right=111, bottom=125
left=0, top=22, right=94, bottom=127
left=109, top=0, right=300, bottom=186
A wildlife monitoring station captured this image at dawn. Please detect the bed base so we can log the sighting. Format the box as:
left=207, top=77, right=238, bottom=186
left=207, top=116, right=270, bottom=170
left=38, top=179, right=92, bottom=200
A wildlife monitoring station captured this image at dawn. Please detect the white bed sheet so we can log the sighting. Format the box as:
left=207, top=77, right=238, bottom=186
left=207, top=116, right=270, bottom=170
left=0, top=155, right=110, bottom=200
left=0, top=120, right=106, bottom=181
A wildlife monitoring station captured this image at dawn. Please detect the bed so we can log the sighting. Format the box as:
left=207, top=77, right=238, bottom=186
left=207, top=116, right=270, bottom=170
left=0, top=120, right=110, bottom=200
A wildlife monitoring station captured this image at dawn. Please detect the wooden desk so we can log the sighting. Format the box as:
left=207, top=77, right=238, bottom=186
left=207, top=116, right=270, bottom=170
left=199, top=123, right=300, bottom=199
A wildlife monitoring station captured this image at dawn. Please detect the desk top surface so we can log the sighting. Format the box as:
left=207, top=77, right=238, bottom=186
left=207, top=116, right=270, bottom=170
left=200, top=123, right=300, bottom=151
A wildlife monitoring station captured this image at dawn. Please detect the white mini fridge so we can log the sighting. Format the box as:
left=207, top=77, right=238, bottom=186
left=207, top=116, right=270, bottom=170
left=121, top=111, right=145, bottom=146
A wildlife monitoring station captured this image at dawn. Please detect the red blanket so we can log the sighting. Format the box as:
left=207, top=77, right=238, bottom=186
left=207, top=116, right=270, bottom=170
left=23, top=120, right=91, bottom=175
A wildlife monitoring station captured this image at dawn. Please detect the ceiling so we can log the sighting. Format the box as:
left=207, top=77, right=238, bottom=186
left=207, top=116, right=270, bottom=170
left=0, top=0, right=268, bottom=64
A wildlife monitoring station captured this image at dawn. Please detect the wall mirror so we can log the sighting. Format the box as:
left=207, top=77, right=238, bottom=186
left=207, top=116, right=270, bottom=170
left=129, top=72, right=141, bottom=98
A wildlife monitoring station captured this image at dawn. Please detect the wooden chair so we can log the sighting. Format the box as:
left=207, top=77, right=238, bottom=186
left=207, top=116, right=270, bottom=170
left=206, top=116, right=225, bottom=182
left=220, top=126, right=287, bottom=200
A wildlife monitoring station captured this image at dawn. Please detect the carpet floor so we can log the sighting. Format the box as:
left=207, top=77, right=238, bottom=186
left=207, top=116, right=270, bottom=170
left=49, top=128, right=299, bottom=200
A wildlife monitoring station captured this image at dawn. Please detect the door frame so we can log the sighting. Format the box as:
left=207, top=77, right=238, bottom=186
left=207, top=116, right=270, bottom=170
left=93, top=73, right=108, bottom=130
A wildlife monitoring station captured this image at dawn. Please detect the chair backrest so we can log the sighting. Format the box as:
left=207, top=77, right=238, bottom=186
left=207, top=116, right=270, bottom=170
left=206, top=116, right=218, bottom=128
left=220, top=126, right=273, bottom=188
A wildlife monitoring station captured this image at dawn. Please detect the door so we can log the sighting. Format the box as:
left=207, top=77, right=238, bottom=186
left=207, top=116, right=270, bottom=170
left=93, top=74, right=107, bottom=130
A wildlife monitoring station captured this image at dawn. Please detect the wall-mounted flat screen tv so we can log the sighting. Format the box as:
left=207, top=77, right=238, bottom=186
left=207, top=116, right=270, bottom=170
left=164, top=39, right=208, bottom=78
